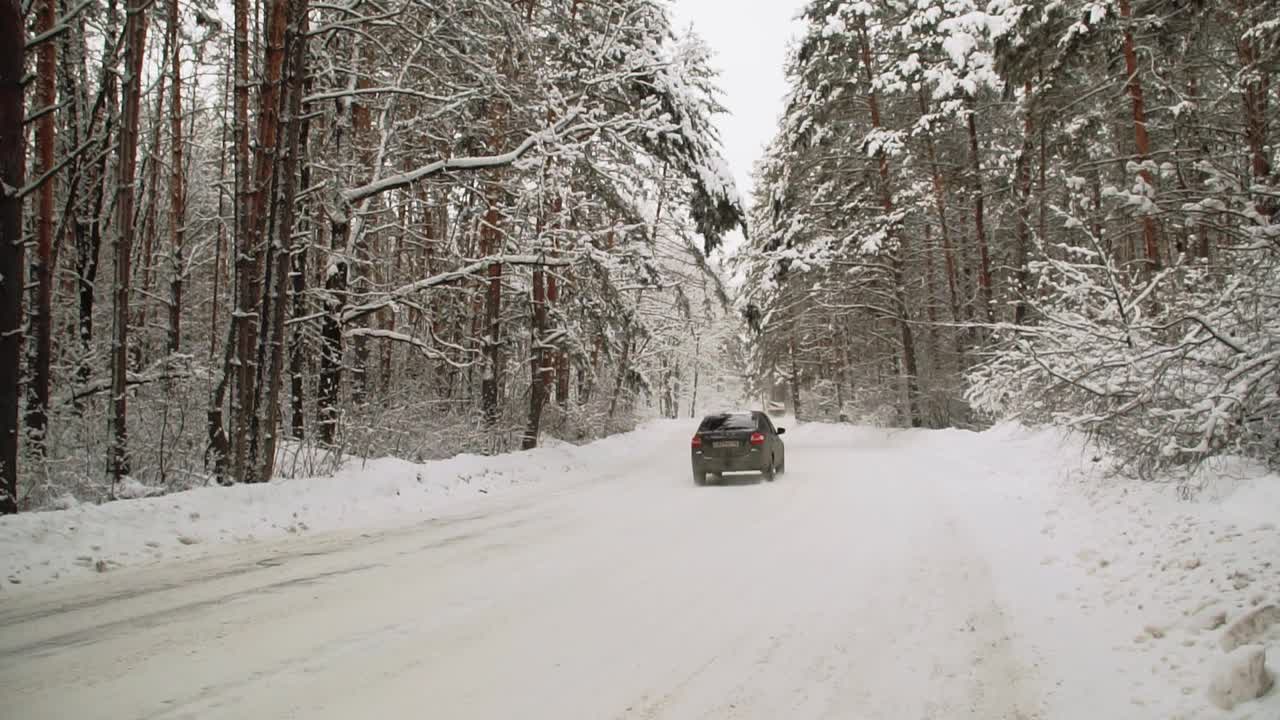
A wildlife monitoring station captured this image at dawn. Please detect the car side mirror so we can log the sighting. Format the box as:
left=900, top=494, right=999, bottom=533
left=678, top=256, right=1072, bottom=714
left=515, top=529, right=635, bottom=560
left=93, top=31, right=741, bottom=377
left=776, top=428, right=786, bottom=435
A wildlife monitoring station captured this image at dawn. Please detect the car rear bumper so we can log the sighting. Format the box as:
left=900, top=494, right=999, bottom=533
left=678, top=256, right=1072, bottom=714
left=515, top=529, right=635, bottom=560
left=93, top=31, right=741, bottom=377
left=692, top=449, right=765, bottom=474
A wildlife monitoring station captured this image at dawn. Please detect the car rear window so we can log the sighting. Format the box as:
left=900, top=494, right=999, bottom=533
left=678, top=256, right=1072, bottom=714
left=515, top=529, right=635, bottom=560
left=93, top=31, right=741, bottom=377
left=698, top=413, right=757, bottom=431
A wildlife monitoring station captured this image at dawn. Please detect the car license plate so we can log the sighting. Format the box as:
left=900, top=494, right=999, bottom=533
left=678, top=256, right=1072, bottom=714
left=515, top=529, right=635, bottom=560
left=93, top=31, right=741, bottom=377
left=713, top=440, right=738, bottom=448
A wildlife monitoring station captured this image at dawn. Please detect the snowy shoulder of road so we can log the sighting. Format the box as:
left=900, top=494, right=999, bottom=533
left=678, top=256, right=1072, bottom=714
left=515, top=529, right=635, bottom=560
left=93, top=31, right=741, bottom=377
left=0, top=427, right=661, bottom=587
left=3, top=419, right=1278, bottom=718
left=920, top=423, right=1280, bottom=718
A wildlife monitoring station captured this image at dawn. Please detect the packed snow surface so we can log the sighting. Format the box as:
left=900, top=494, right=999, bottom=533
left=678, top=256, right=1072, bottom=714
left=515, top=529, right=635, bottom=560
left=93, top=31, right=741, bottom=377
left=2, top=420, right=1277, bottom=718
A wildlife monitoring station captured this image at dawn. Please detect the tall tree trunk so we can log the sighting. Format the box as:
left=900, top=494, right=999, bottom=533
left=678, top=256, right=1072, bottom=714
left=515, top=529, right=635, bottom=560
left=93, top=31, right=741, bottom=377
left=1014, top=82, right=1035, bottom=325
left=857, top=18, right=920, bottom=427
left=689, top=332, right=700, bottom=418
left=922, top=222, right=942, bottom=378
left=53, top=0, right=83, bottom=350
left=1236, top=2, right=1273, bottom=214
left=110, top=0, right=148, bottom=482
left=380, top=214, right=400, bottom=399
left=167, top=0, right=185, bottom=353
left=788, top=334, right=803, bottom=422
left=0, top=0, right=25, bottom=513
left=231, top=0, right=256, bottom=482
left=289, top=243, right=307, bottom=439
left=481, top=200, right=502, bottom=428
left=547, top=196, right=568, bottom=406
left=243, top=0, right=290, bottom=481
left=523, top=256, right=548, bottom=450
left=917, top=91, right=964, bottom=362
left=966, top=106, right=994, bottom=323
left=206, top=56, right=232, bottom=483
left=78, top=18, right=117, bottom=385
left=134, top=52, right=170, bottom=370
left=1119, top=0, right=1162, bottom=272
left=318, top=218, right=348, bottom=447
left=26, top=0, right=57, bottom=456
left=289, top=105, right=312, bottom=441
left=211, top=56, right=230, bottom=364
left=606, top=329, right=633, bottom=422
left=255, top=0, right=308, bottom=481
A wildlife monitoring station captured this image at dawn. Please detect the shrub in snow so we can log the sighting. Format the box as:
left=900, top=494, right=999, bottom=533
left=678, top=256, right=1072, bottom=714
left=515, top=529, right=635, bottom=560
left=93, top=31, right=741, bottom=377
left=968, top=202, right=1280, bottom=475
left=1207, top=645, right=1273, bottom=710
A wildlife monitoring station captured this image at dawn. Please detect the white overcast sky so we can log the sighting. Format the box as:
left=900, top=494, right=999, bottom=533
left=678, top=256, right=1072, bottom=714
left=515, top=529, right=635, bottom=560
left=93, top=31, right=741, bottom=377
left=670, top=0, right=809, bottom=205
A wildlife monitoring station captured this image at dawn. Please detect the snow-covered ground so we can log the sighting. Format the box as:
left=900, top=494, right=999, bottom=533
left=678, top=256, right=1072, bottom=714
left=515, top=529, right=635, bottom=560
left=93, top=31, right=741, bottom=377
left=1, top=420, right=1276, bottom=718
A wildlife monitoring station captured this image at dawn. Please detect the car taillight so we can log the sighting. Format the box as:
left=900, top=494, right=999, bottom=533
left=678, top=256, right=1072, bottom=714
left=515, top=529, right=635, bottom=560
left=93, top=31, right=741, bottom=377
left=691, top=435, right=702, bottom=449
left=750, top=432, right=765, bottom=446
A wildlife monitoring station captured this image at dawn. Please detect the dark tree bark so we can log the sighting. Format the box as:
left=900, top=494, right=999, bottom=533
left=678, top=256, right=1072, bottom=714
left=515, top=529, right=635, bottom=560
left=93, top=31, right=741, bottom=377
left=211, top=56, right=230, bottom=364
left=78, top=43, right=116, bottom=384
left=547, top=198, right=569, bottom=406
left=917, top=90, right=964, bottom=360
left=0, top=0, right=25, bottom=513
left=167, top=0, right=185, bottom=353
left=52, top=0, right=83, bottom=348
left=243, top=0, right=291, bottom=481
left=229, top=0, right=256, bottom=481
left=206, top=57, right=232, bottom=484
left=1236, top=1, right=1272, bottom=214
left=1119, top=0, right=1163, bottom=272
left=1014, top=82, right=1035, bottom=325
left=289, top=242, right=307, bottom=440
left=922, top=222, right=943, bottom=376
left=26, top=0, right=57, bottom=456
left=788, top=335, right=803, bottom=422
left=481, top=199, right=503, bottom=427
left=289, top=109, right=312, bottom=441
left=318, top=219, right=349, bottom=447
left=110, top=0, right=149, bottom=482
left=254, top=0, right=310, bottom=482
left=522, top=257, right=548, bottom=450
left=135, top=58, right=168, bottom=369
left=68, top=0, right=113, bottom=391
left=966, top=107, right=994, bottom=323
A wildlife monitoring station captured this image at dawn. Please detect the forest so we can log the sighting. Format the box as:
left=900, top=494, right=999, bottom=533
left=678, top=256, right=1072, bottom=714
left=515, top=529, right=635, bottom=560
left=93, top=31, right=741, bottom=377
left=1, top=0, right=747, bottom=512
left=736, top=0, right=1278, bottom=477
left=3, top=0, right=1277, bottom=514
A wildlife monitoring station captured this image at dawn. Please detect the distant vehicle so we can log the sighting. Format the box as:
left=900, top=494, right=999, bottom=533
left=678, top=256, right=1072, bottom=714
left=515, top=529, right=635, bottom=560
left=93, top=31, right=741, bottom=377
left=690, top=411, right=786, bottom=486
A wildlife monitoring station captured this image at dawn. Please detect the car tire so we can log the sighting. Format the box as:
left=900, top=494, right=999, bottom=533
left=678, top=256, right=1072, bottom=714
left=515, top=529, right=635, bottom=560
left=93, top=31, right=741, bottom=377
left=778, top=456, right=785, bottom=475
left=762, top=456, right=775, bottom=482
left=693, top=470, right=707, bottom=486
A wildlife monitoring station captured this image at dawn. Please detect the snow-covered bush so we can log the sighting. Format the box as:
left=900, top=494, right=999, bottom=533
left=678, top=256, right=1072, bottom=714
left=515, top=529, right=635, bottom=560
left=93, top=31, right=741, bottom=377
left=969, top=213, right=1280, bottom=474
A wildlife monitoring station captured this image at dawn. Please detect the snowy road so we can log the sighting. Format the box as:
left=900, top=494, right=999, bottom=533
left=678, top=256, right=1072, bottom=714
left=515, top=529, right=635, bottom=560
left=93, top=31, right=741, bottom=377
left=0, top=422, right=1062, bottom=719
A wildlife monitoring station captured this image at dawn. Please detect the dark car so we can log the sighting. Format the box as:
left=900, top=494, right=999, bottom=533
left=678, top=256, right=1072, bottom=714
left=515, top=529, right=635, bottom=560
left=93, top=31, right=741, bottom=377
left=690, top=411, right=786, bottom=485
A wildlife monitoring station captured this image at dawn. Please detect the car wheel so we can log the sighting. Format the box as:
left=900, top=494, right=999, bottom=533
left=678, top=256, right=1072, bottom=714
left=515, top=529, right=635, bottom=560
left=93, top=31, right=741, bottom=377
left=778, top=456, right=785, bottom=475
left=693, top=469, right=707, bottom=486
left=762, top=456, right=775, bottom=482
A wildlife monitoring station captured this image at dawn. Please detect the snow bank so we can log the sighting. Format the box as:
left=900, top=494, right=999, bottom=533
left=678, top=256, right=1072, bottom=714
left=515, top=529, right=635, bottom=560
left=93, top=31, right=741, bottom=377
left=1, top=422, right=672, bottom=590
left=779, top=418, right=1278, bottom=716
left=924, top=422, right=1280, bottom=719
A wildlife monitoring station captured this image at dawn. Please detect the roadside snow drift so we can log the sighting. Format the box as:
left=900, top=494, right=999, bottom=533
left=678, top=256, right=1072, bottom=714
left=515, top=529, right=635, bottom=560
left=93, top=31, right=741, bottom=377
left=1, top=428, right=657, bottom=588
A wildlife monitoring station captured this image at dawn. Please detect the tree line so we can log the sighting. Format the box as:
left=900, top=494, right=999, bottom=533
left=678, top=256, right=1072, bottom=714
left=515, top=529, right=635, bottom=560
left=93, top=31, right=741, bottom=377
left=1, top=0, right=745, bottom=513
left=738, top=0, right=1277, bottom=472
